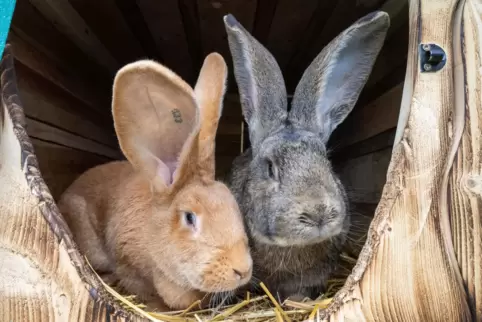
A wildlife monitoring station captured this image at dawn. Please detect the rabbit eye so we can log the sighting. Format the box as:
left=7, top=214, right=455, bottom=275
left=183, top=211, right=197, bottom=228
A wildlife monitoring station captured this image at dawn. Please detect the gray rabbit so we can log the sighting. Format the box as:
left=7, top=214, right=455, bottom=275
left=223, top=11, right=390, bottom=301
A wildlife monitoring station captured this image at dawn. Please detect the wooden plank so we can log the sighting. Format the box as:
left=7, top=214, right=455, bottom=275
left=265, top=0, right=318, bottom=71
left=179, top=0, right=204, bottom=82
left=69, top=0, right=145, bottom=66
left=251, top=0, right=278, bottom=44
left=28, top=0, right=120, bottom=73
left=197, top=0, right=257, bottom=91
left=135, top=0, right=195, bottom=83
left=15, top=62, right=117, bottom=148
left=26, top=118, right=122, bottom=160
left=449, top=0, right=482, bottom=318
left=285, top=0, right=385, bottom=93
left=331, top=129, right=396, bottom=163
left=336, top=148, right=392, bottom=204
left=323, top=0, right=471, bottom=319
left=115, top=0, right=162, bottom=61
left=365, top=21, right=408, bottom=89
left=10, top=0, right=112, bottom=90
left=332, top=83, right=403, bottom=149
left=32, top=139, right=110, bottom=200
left=8, top=31, right=111, bottom=119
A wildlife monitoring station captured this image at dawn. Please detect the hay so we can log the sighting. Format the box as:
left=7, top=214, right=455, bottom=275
left=84, top=219, right=368, bottom=322
left=85, top=250, right=358, bottom=322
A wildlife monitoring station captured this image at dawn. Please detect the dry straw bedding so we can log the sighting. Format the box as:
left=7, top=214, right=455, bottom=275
left=92, top=230, right=365, bottom=322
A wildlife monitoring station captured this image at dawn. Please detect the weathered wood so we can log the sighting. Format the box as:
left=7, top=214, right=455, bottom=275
left=114, top=0, right=163, bottom=61
left=251, top=0, right=278, bottom=45
left=69, top=0, right=145, bottom=65
left=331, top=129, right=396, bottom=164
left=10, top=0, right=112, bottom=97
left=28, top=0, right=120, bottom=73
left=14, top=61, right=117, bottom=147
left=336, top=148, right=392, bottom=204
left=8, top=31, right=111, bottom=119
left=449, top=0, right=482, bottom=319
left=197, top=0, right=257, bottom=91
left=26, top=119, right=121, bottom=160
left=0, top=45, right=145, bottom=322
left=33, top=139, right=110, bottom=200
left=286, top=0, right=385, bottom=93
left=135, top=0, right=195, bottom=83
left=333, top=83, right=403, bottom=149
left=265, top=0, right=318, bottom=72
left=179, top=0, right=204, bottom=81
left=320, top=0, right=472, bottom=320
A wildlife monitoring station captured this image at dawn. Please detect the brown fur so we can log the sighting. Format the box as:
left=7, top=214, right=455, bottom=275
left=58, top=53, right=252, bottom=310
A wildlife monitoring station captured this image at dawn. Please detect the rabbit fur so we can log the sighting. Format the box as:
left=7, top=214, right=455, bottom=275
left=58, top=53, right=252, bottom=310
left=224, top=11, right=390, bottom=300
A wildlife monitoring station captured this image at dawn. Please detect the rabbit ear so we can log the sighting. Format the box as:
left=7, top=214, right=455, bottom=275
left=224, top=14, right=288, bottom=150
left=288, top=11, right=390, bottom=144
left=194, top=52, right=228, bottom=181
left=112, top=60, right=200, bottom=192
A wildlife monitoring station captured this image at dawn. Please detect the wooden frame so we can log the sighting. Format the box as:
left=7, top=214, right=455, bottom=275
left=0, top=0, right=481, bottom=320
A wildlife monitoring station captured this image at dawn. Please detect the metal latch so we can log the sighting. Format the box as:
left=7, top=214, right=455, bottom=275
left=420, top=43, right=446, bottom=72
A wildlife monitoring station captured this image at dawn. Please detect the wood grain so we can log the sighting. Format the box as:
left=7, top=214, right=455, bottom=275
left=26, top=118, right=121, bottom=159
left=0, top=46, right=145, bottom=321
left=286, top=0, right=385, bottom=93
left=136, top=0, right=195, bottom=83
left=449, top=0, right=482, bottom=319
left=321, top=1, right=472, bottom=320
left=8, top=31, right=111, bottom=118
left=265, top=0, right=318, bottom=72
left=28, top=0, right=120, bottom=73
left=333, top=83, right=403, bottom=149
left=69, top=0, right=145, bottom=65
left=336, top=148, right=392, bottom=204
left=197, top=0, right=257, bottom=92
left=10, top=0, right=112, bottom=97
left=32, top=139, right=110, bottom=200
left=14, top=62, right=117, bottom=148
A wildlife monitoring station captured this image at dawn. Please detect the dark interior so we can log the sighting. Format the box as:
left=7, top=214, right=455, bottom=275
left=8, top=0, right=408, bottom=243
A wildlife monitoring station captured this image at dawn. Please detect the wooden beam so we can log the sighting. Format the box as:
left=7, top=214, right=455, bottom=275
left=336, top=147, right=392, bottom=204
left=8, top=31, right=112, bottom=120
left=28, top=0, right=120, bottom=73
left=179, top=0, right=204, bottom=81
left=25, top=118, right=122, bottom=160
left=283, top=1, right=337, bottom=92
left=115, top=0, right=161, bottom=61
left=32, top=139, right=110, bottom=200
left=285, top=0, right=384, bottom=93
left=70, top=0, right=146, bottom=65
left=134, top=0, right=195, bottom=83
left=251, top=0, right=278, bottom=45
left=331, top=128, right=396, bottom=163
left=196, top=0, right=257, bottom=92
left=332, top=83, right=403, bottom=150
left=10, top=0, right=112, bottom=90
left=450, top=0, right=482, bottom=318
left=265, top=0, right=319, bottom=71
left=15, top=62, right=117, bottom=148
left=321, top=1, right=472, bottom=319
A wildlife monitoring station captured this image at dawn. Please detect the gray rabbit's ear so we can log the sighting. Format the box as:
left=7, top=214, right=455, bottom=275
left=224, top=14, right=288, bottom=149
left=289, top=11, right=390, bottom=143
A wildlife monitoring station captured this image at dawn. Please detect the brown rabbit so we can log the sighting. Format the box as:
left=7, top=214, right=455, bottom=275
left=57, top=53, right=252, bottom=311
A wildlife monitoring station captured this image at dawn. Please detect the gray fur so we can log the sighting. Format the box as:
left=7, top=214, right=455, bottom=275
left=224, top=12, right=389, bottom=300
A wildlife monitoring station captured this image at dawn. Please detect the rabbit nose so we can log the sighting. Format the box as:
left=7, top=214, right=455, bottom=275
left=233, top=267, right=252, bottom=280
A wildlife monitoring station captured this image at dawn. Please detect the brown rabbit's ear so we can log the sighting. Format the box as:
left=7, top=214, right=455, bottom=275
left=194, top=52, right=228, bottom=181
left=112, top=60, right=200, bottom=192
